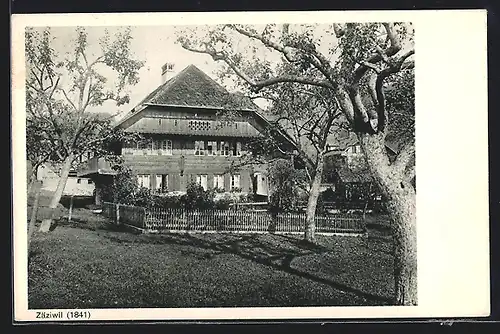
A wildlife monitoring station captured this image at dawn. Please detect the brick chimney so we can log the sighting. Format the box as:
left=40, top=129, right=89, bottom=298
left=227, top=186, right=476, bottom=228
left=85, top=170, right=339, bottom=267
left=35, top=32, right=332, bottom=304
left=161, top=62, right=175, bottom=84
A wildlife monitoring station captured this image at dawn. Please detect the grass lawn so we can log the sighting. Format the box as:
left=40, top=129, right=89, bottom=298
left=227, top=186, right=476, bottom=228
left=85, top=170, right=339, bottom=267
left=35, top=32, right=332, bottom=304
left=27, top=209, right=395, bottom=309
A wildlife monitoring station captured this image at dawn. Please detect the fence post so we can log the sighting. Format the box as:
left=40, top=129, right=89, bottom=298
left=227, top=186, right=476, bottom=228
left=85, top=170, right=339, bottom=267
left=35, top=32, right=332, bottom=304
left=116, top=203, right=120, bottom=225
left=68, top=195, right=74, bottom=222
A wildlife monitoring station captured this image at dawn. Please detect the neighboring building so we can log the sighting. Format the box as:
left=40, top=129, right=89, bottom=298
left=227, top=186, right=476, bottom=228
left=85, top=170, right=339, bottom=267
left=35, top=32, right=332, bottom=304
left=77, top=63, right=295, bottom=204
left=322, top=136, right=411, bottom=202
left=37, top=163, right=95, bottom=196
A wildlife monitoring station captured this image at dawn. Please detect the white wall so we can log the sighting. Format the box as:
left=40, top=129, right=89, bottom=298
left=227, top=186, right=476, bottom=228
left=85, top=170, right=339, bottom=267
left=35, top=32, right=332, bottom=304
left=38, top=164, right=95, bottom=196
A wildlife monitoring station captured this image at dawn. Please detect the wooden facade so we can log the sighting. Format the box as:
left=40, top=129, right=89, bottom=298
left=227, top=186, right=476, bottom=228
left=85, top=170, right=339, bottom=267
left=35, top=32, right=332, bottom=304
left=77, top=64, right=295, bottom=198
left=120, top=134, right=255, bottom=193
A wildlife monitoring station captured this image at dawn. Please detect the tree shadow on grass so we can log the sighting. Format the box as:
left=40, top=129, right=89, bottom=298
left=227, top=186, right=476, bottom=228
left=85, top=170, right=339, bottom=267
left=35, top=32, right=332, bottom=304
left=105, top=232, right=394, bottom=305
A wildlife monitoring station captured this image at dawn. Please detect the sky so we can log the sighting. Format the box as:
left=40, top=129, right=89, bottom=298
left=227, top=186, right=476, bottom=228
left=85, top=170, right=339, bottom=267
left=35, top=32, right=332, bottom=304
left=46, top=26, right=217, bottom=117
left=39, top=24, right=348, bottom=120
left=38, top=23, right=413, bottom=122
left=45, top=25, right=270, bottom=120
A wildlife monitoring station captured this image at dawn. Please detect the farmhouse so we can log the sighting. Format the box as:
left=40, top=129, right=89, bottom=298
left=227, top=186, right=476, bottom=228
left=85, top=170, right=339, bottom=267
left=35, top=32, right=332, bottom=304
left=77, top=63, right=296, bottom=204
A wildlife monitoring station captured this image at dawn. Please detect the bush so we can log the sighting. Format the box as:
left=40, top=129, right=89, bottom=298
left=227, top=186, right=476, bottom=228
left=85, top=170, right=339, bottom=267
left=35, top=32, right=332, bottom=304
left=133, top=187, right=156, bottom=208
left=267, top=159, right=306, bottom=213
left=214, top=197, right=232, bottom=210
left=213, top=191, right=250, bottom=210
left=155, top=193, right=184, bottom=209
left=180, top=182, right=215, bottom=210
left=101, top=165, right=138, bottom=205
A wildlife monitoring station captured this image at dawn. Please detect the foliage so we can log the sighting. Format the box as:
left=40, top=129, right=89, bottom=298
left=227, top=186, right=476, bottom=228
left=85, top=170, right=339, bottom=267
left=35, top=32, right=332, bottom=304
left=101, top=163, right=137, bottom=205
left=385, top=69, right=415, bottom=153
left=155, top=194, right=185, bottom=209
left=268, top=159, right=306, bottom=213
left=25, top=27, right=145, bottom=206
left=102, top=168, right=253, bottom=211
left=133, top=188, right=157, bottom=209
left=213, top=191, right=251, bottom=210
left=181, top=182, right=216, bottom=210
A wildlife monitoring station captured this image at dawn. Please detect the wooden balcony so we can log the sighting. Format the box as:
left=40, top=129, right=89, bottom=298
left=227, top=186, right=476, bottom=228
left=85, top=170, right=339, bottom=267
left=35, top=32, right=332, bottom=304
left=76, top=156, right=118, bottom=177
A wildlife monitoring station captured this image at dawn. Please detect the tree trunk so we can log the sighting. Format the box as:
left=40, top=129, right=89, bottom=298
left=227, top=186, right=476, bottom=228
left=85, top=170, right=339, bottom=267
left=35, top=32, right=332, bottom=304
left=27, top=163, right=40, bottom=195
left=358, top=133, right=417, bottom=305
left=388, top=182, right=417, bottom=305
left=28, top=181, right=42, bottom=252
left=27, top=172, right=36, bottom=196
left=39, top=153, right=74, bottom=232
left=304, top=152, right=324, bottom=243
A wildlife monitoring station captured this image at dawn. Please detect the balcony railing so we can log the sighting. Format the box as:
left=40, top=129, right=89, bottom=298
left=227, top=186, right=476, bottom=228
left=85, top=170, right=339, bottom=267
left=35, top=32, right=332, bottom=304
left=76, top=156, right=118, bottom=177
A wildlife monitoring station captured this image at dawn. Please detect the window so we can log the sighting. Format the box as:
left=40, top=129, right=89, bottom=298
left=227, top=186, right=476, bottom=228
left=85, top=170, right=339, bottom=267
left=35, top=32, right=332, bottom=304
left=194, top=141, right=205, bottom=156
left=351, top=145, right=361, bottom=154
left=88, top=179, right=93, bottom=184
left=213, top=174, right=224, bottom=190
left=207, top=141, right=217, bottom=156
left=231, top=174, right=241, bottom=190
left=233, top=141, right=241, bottom=156
left=196, top=174, right=208, bottom=191
left=154, top=139, right=172, bottom=155
left=220, top=141, right=230, bottom=156
left=137, top=174, right=151, bottom=189
left=155, top=174, right=168, bottom=193
left=77, top=178, right=81, bottom=184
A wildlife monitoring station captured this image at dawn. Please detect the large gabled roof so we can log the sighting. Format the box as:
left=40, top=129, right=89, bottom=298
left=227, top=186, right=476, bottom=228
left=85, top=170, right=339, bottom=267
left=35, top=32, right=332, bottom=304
left=134, top=64, right=259, bottom=111
left=112, top=64, right=300, bottom=152
left=115, top=64, right=261, bottom=129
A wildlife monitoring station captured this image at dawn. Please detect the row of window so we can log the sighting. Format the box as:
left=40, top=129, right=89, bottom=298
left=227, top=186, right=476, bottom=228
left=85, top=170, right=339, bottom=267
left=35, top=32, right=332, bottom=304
left=124, top=140, right=243, bottom=157
left=194, top=140, right=241, bottom=156
left=136, top=173, right=241, bottom=192
left=124, top=139, right=174, bottom=155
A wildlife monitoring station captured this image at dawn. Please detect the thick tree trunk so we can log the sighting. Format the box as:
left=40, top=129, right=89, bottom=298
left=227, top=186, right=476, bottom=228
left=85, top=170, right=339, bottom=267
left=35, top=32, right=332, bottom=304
left=304, top=153, right=324, bottom=243
left=39, top=153, right=74, bottom=232
left=358, top=133, right=417, bottom=305
left=387, top=182, right=417, bottom=305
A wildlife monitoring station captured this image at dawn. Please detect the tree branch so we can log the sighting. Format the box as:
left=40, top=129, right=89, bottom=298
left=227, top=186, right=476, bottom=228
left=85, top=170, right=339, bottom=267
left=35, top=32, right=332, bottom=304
left=58, top=88, right=79, bottom=112
left=392, top=140, right=415, bottom=177
left=333, top=24, right=345, bottom=38
left=335, top=88, right=355, bottom=124
left=227, top=24, right=299, bottom=63
left=180, top=43, right=333, bottom=91
left=352, top=23, right=404, bottom=85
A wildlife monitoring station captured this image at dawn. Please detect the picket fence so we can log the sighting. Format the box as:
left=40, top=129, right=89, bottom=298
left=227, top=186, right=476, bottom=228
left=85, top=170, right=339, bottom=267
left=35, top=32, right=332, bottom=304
left=102, top=202, right=366, bottom=234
